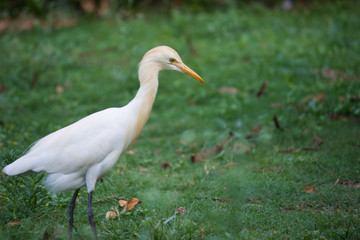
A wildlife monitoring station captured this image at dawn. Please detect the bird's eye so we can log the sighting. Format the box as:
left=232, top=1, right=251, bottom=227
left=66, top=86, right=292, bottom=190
left=170, top=58, right=176, bottom=63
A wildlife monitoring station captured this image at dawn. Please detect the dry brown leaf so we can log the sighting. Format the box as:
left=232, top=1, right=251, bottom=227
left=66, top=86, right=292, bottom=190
left=124, top=198, right=142, bottom=211
left=302, top=93, right=325, bottom=104
left=249, top=125, right=262, bottom=134
left=138, top=167, right=148, bottom=172
left=219, top=87, right=238, bottom=94
left=6, top=221, right=21, bottom=227
left=312, top=135, right=323, bottom=146
left=224, top=162, right=237, bottom=168
left=191, top=132, right=233, bottom=163
left=119, top=199, right=127, bottom=207
left=161, top=162, right=172, bottom=169
left=176, top=207, right=186, bottom=214
left=105, top=211, right=117, bottom=219
left=303, top=186, right=318, bottom=193
left=56, top=85, right=64, bottom=94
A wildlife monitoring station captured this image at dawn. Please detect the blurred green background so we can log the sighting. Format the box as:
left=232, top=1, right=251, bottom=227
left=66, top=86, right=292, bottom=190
left=0, top=1, right=359, bottom=239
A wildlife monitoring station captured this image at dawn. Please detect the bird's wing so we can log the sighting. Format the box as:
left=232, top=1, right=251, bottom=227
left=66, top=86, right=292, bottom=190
left=6, top=108, right=131, bottom=176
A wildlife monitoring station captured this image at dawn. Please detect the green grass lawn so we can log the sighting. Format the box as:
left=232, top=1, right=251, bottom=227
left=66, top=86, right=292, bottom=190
left=1, top=2, right=360, bottom=239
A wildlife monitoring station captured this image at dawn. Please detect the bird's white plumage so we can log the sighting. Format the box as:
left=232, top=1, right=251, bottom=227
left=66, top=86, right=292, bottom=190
left=2, top=46, right=204, bottom=194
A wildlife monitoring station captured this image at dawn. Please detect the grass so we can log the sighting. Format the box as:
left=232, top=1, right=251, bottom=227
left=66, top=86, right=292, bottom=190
left=1, top=2, right=360, bottom=239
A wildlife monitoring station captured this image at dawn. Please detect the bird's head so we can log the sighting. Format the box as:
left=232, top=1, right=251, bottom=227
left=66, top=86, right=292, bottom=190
left=140, top=46, right=204, bottom=84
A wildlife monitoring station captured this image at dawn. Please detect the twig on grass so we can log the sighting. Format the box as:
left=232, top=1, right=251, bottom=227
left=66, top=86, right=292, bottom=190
left=191, top=131, right=233, bottom=163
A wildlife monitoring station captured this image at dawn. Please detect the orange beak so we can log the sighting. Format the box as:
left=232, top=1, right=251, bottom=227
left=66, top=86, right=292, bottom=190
left=173, top=62, right=204, bottom=84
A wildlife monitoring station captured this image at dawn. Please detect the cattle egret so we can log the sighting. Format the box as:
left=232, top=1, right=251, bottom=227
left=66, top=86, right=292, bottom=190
left=2, top=46, right=204, bottom=239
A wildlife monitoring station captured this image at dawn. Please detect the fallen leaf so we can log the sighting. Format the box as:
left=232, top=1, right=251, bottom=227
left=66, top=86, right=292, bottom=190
left=155, top=149, right=161, bottom=155
left=249, top=125, right=262, bottom=134
left=256, top=80, right=267, bottom=98
left=176, top=207, right=186, bottom=214
left=119, top=198, right=142, bottom=211
left=56, top=85, right=64, bottom=94
left=161, top=162, right=172, bottom=169
left=124, top=198, right=142, bottom=211
left=312, top=135, right=323, bottom=146
left=302, top=93, right=325, bottom=104
left=191, top=131, right=233, bottom=163
left=119, top=200, right=127, bottom=207
left=6, top=221, right=21, bottom=227
left=138, top=167, right=148, bottom=172
left=224, top=162, right=237, bottom=168
left=303, top=186, right=318, bottom=193
left=105, top=211, right=117, bottom=219
left=219, top=87, right=238, bottom=94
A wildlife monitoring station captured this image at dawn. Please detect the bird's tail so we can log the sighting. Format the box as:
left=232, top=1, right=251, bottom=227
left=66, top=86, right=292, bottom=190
left=2, top=155, right=38, bottom=176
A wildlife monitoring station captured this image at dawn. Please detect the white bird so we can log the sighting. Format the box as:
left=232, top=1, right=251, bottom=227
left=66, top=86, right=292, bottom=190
left=2, top=46, right=204, bottom=239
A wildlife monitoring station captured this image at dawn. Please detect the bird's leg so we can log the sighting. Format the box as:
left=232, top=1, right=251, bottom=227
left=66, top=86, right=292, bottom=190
left=87, top=191, right=98, bottom=239
left=69, top=188, right=80, bottom=240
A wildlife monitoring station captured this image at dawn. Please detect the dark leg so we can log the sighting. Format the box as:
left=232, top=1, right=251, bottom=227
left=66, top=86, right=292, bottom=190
left=69, top=188, right=80, bottom=240
left=87, top=191, right=98, bottom=239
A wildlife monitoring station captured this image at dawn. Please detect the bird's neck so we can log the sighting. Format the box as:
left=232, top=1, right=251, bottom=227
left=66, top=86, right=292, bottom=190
left=125, top=62, right=160, bottom=146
